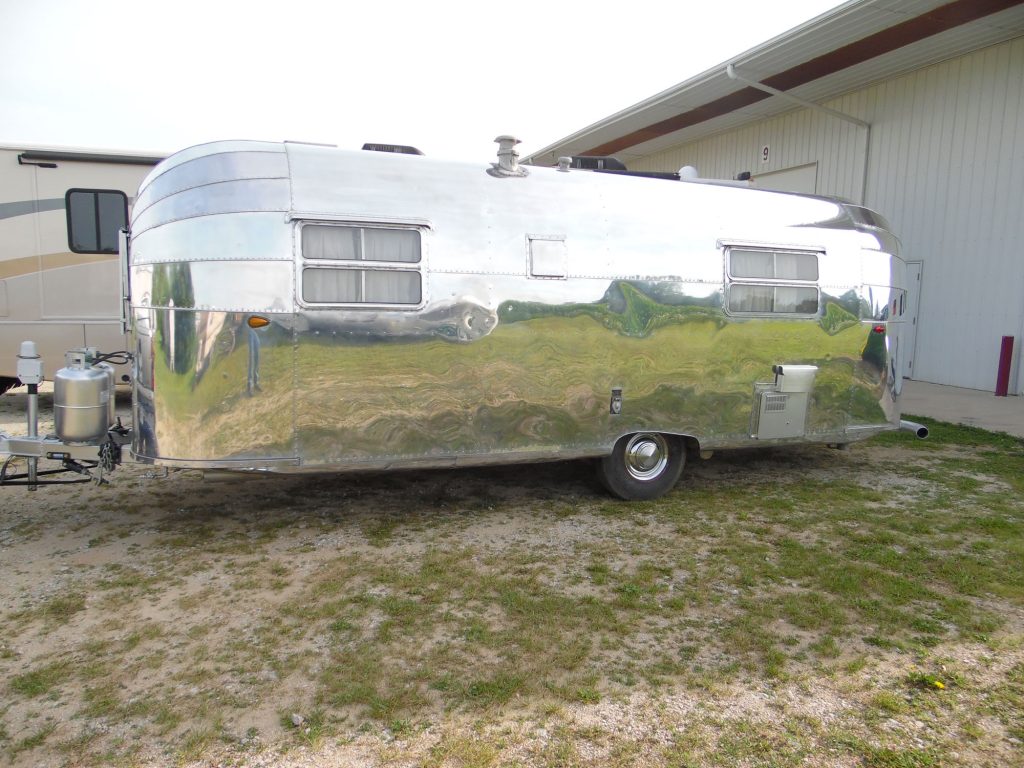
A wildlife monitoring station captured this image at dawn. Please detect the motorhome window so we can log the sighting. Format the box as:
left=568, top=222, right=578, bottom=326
left=66, top=189, right=128, bottom=254
left=302, top=268, right=421, bottom=304
left=729, top=249, right=818, bottom=281
left=302, top=225, right=420, bottom=263
left=729, top=284, right=819, bottom=315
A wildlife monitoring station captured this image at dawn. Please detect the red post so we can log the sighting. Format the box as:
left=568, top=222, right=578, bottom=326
left=995, top=336, right=1014, bottom=397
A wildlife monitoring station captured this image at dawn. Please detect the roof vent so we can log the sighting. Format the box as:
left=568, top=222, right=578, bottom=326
left=362, top=143, right=424, bottom=155
left=557, top=157, right=572, bottom=172
left=490, top=135, right=528, bottom=177
left=570, top=156, right=627, bottom=171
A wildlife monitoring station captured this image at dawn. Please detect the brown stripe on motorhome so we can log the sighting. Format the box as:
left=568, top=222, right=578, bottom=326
left=0, top=252, right=116, bottom=281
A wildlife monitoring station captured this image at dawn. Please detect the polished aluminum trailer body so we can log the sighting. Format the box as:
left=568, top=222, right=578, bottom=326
left=128, top=140, right=907, bottom=476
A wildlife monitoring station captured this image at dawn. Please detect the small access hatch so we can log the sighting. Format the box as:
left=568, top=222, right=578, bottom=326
left=528, top=236, right=567, bottom=279
left=751, top=364, right=818, bottom=439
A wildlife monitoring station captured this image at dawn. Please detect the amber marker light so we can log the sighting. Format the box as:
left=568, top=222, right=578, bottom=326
left=248, top=316, right=270, bottom=329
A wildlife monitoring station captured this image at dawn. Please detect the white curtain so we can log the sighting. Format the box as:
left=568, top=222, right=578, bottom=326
left=730, top=249, right=774, bottom=278
left=730, top=284, right=774, bottom=312
left=303, top=268, right=420, bottom=304
left=363, top=228, right=420, bottom=263
left=303, top=226, right=359, bottom=260
left=774, top=251, right=818, bottom=281
left=303, top=225, right=420, bottom=263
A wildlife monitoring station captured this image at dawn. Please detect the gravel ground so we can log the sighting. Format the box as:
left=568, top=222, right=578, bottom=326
left=1, top=385, right=1022, bottom=768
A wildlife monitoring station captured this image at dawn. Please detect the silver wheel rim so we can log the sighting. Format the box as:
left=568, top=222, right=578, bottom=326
left=624, top=433, right=669, bottom=481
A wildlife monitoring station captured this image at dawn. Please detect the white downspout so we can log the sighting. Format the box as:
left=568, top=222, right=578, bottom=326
left=725, top=64, right=872, bottom=205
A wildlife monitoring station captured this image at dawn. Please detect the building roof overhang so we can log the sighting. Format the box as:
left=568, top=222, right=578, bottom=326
left=523, top=0, right=1024, bottom=166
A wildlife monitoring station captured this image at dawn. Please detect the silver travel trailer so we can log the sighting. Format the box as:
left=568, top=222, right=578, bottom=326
left=0, top=144, right=163, bottom=391
left=0, top=138, right=924, bottom=498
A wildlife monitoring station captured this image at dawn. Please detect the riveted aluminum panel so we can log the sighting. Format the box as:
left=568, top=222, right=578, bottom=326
left=131, top=141, right=904, bottom=471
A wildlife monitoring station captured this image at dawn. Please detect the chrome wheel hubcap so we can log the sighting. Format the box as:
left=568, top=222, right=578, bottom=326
left=624, top=434, right=668, bottom=481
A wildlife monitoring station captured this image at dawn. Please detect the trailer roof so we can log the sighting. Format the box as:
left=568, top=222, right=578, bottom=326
left=523, top=0, right=1024, bottom=166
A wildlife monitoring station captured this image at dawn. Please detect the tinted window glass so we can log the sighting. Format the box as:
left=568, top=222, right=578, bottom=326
left=68, top=193, right=98, bottom=251
left=66, top=189, right=127, bottom=254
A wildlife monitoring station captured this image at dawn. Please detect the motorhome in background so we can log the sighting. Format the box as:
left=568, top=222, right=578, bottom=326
left=0, top=144, right=164, bottom=392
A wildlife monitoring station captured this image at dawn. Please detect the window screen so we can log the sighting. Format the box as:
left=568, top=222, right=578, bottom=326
left=729, top=249, right=818, bottom=281
left=302, top=225, right=420, bottom=263
left=729, top=284, right=819, bottom=315
left=300, top=224, right=423, bottom=306
left=303, top=268, right=421, bottom=304
left=66, top=189, right=128, bottom=254
left=726, top=247, right=820, bottom=315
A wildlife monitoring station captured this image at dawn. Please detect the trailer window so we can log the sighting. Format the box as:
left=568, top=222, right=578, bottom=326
left=303, top=268, right=421, bottom=304
left=66, top=189, right=128, bottom=254
left=300, top=224, right=422, bottom=306
left=728, top=284, right=818, bottom=314
left=729, top=249, right=818, bottom=281
left=303, top=225, right=420, bottom=263
left=725, top=247, right=820, bottom=316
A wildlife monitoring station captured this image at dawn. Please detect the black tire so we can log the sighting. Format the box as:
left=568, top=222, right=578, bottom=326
left=0, top=376, right=20, bottom=395
left=598, top=432, right=685, bottom=501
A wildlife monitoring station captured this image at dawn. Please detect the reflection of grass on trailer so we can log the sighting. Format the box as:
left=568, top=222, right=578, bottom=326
left=1, top=139, right=922, bottom=499
left=0, top=145, right=162, bottom=391
left=149, top=287, right=886, bottom=463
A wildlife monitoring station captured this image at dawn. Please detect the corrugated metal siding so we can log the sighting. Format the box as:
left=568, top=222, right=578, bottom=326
left=630, top=104, right=867, bottom=202
left=630, top=36, right=1024, bottom=392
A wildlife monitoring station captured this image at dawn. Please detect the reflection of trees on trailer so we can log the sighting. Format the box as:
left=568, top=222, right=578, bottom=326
left=0, top=145, right=163, bottom=391
left=0, top=139, right=928, bottom=498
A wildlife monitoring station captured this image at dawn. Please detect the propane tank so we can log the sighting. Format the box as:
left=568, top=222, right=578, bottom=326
left=84, top=347, right=117, bottom=427
left=54, top=349, right=112, bottom=444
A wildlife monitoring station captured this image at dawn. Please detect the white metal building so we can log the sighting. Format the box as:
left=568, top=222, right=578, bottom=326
left=525, top=0, right=1024, bottom=394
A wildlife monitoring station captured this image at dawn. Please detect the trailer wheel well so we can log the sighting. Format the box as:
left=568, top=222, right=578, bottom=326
left=598, top=432, right=687, bottom=501
left=681, top=435, right=702, bottom=460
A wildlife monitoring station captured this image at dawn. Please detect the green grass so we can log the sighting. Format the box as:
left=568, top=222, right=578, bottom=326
left=3, top=415, right=1022, bottom=766
left=8, top=723, right=56, bottom=757
left=9, top=660, right=70, bottom=698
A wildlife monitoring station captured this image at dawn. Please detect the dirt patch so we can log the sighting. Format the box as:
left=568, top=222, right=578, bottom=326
left=1, top=389, right=1022, bottom=767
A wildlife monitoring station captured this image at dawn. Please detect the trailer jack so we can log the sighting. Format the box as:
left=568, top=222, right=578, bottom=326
left=0, top=455, right=96, bottom=486
left=0, top=432, right=126, bottom=488
left=0, top=343, right=131, bottom=490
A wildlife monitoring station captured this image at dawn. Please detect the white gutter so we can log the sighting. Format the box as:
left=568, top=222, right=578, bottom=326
left=725, top=64, right=871, bottom=204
